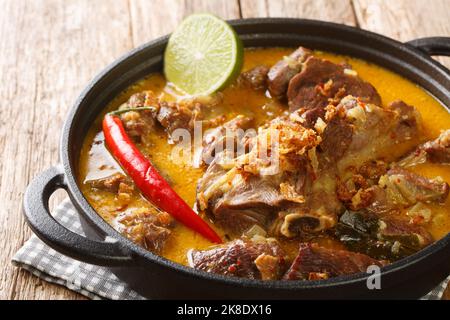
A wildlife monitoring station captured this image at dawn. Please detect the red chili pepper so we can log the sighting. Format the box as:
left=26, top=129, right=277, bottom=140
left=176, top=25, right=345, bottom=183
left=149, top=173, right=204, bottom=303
left=102, top=111, right=222, bottom=244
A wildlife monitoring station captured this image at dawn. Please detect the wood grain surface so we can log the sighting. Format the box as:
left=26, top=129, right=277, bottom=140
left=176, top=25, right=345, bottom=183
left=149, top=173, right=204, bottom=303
left=0, top=0, right=448, bottom=300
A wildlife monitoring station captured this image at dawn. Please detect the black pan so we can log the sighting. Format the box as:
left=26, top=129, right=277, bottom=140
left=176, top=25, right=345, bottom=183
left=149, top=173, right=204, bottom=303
left=23, top=18, right=450, bottom=299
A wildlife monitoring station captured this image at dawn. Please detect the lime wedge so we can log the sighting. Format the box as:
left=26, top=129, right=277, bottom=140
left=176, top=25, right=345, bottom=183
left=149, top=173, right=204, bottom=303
left=164, top=14, right=243, bottom=96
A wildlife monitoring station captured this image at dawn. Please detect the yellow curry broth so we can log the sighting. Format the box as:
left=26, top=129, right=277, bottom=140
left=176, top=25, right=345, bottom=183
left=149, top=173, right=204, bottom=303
left=79, top=48, right=450, bottom=265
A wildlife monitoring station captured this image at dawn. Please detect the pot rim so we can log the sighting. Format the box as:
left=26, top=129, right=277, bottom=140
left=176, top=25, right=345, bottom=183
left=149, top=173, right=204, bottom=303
left=60, top=17, right=450, bottom=290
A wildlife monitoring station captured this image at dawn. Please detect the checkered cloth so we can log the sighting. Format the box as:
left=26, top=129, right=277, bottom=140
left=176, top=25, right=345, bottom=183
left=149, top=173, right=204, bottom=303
left=12, top=198, right=449, bottom=300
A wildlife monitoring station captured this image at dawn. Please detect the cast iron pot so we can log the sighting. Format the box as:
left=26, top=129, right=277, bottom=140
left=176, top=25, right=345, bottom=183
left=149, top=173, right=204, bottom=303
left=23, top=18, right=450, bottom=299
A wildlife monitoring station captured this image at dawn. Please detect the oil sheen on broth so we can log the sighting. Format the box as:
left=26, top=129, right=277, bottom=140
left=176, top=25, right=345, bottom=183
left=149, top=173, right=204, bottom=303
left=78, top=48, right=450, bottom=265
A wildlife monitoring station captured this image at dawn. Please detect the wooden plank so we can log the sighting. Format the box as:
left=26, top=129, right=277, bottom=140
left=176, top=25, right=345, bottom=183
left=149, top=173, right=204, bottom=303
left=240, top=0, right=357, bottom=25
left=353, top=0, right=450, bottom=68
left=443, top=283, right=450, bottom=300
left=128, top=0, right=241, bottom=47
left=0, top=0, right=135, bottom=300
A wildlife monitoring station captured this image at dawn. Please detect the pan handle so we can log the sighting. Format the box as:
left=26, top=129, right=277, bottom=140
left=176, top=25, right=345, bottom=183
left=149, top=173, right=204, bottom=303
left=406, top=37, right=450, bottom=56
left=23, top=166, right=135, bottom=266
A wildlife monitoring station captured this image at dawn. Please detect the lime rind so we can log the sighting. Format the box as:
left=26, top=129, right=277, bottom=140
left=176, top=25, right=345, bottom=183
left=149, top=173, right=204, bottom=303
left=164, top=13, right=243, bottom=96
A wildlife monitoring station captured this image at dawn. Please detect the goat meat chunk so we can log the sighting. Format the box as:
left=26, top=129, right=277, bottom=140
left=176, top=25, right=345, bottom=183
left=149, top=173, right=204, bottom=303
left=383, top=167, right=449, bottom=205
left=283, top=243, right=387, bottom=280
left=189, top=238, right=286, bottom=280
left=199, top=165, right=295, bottom=234
left=87, top=173, right=134, bottom=195
left=119, top=91, right=207, bottom=141
left=239, top=65, right=269, bottom=91
left=119, top=92, right=158, bottom=142
left=199, top=115, right=254, bottom=166
left=114, top=209, right=174, bottom=253
left=341, top=166, right=448, bottom=215
left=422, top=129, right=450, bottom=164
left=300, top=107, right=326, bottom=129
left=387, top=100, right=422, bottom=142
left=335, top=96, right=421, bottom=171
left=287, top=57, right=381, bottom=112
left=398, top=129, right=450, bottom=167
left=157, top=100, right=202, bottom=135
left=268, top=46, right=312, bottom=99
left=319, top=116, right=353, bottom=162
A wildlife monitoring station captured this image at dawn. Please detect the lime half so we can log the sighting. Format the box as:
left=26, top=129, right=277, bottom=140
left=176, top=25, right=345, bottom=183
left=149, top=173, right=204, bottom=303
left=164, top=14, right=243, bottom=96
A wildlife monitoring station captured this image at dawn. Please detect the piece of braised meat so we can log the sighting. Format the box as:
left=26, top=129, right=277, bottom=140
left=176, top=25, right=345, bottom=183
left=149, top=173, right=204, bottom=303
left=335, top=210, right=433, bottom=261
left=283, top=243, right=387, bottom=280
left=381, top=167, right=449, bottom=205
left=88, top=173, right=130, bottom=192
left=268, top=46, right=312, bottom=99
left=156, top=100, right=203, bottom=135
left=398, top=129, right=450, bottom=167
left=421, top=129, right=450, bottom=164
left=238, top=65, right=270, bottom=91
left=188, top=237, right=287, bottom=280
left=87, top=173, right=135, bottom=203
left=113, top=208, right=174, bottom=253
left=199, top=115, right=255, bottom=167
left=119, top=92, right=158, bottom=143
left=198, top=153, right=312, bottom=234
left=118, top=91, right=212, bottom=142
left=388, top=100, right=421, bottom=138
left=331, top=96, right=421, bottom=171
left=337, top=165, right=449, bottom=214
left=319, top=116, right=353, bottom=162
left=287, top=57, right=381, bottom=112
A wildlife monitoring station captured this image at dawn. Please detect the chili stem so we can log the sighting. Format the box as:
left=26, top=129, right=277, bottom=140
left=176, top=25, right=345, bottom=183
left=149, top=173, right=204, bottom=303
left=108, top=106, right=157, bottom=116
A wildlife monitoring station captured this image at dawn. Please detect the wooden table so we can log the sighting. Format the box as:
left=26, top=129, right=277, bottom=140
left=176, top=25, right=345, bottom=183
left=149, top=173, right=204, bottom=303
left=1, top=0, right=449, bottom=300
